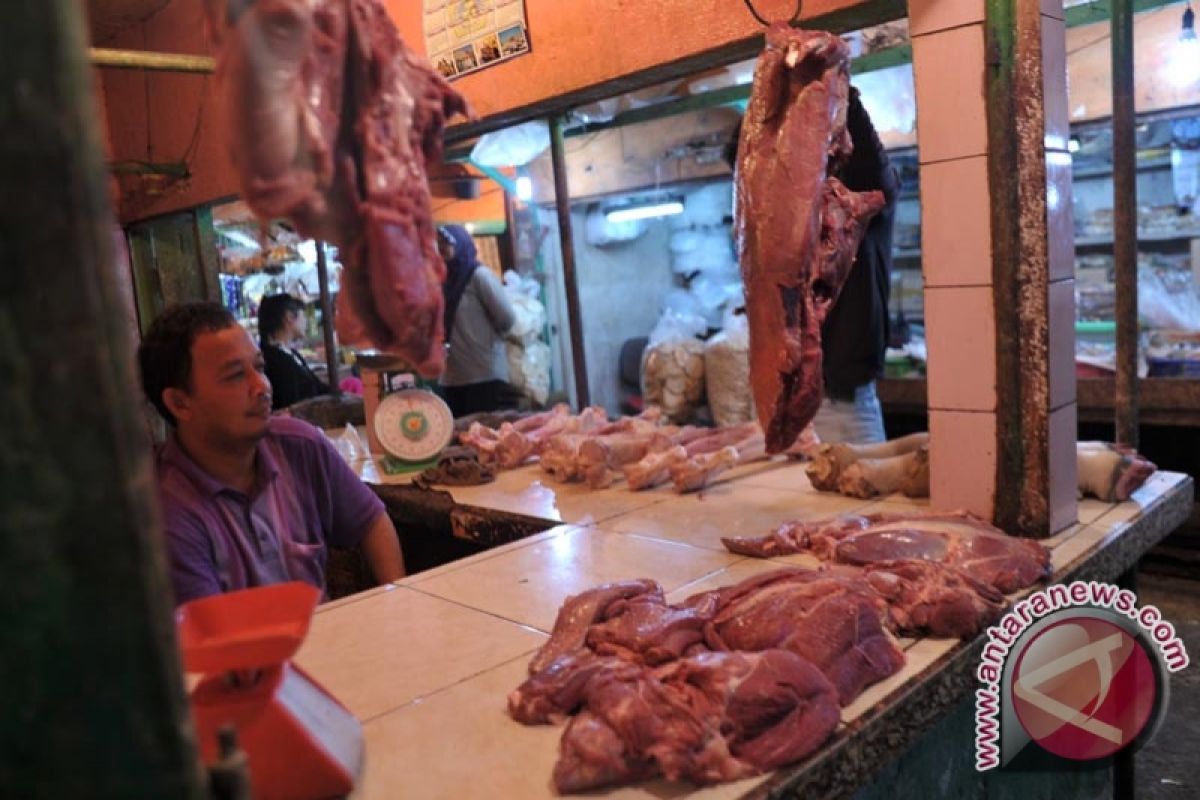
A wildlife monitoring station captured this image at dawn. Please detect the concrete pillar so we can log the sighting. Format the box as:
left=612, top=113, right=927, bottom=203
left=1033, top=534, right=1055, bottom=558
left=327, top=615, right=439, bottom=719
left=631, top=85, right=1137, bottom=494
left=911, top=0, right=1077, bottom=536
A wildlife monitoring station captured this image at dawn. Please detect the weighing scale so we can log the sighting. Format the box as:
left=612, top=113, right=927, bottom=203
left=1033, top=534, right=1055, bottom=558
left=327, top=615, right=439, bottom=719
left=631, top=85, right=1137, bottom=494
left=177, top=582, right=363, bottom=799
left=357, top=352, right=455, bottom=470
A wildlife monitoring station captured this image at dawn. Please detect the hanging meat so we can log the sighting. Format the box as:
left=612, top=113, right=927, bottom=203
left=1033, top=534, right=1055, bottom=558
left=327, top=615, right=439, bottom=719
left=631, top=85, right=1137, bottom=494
left=735, top=25, right=885, bottom=452
left=204, top=0, right=469, bottom=376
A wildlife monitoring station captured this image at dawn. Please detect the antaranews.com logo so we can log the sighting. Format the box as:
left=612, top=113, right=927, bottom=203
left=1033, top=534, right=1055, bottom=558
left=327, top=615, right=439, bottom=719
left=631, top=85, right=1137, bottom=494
left=975, top=580, right=1190, bottom=770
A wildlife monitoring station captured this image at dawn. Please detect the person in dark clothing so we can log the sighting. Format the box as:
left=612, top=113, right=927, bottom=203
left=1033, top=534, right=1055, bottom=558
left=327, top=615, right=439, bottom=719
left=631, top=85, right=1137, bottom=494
left=815, top=87, right=899, bottom=444
left=436, top=225, right=519, bottom=417
left=258, top=293, right=329, bottom=410
left=725, top=86, right=898, bottom=444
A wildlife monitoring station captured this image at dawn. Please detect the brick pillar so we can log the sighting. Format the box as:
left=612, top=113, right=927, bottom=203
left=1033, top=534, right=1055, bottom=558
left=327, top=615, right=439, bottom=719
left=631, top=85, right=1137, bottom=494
left=911, top=0, right=1077, bottom=536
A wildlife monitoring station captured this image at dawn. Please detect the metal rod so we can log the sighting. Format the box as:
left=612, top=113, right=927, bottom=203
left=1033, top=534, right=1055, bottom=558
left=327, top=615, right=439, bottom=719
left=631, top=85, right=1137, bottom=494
left=1112, top=0, right=1139, bottom=448
left=549, top=116, right=590, bottom=408
left=315, top=241, right=340, bottom=395
left=89, top=47, right=215, bottom=74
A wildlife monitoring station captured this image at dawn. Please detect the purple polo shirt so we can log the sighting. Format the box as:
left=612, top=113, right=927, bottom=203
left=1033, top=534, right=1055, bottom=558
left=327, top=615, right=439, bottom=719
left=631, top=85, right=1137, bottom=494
left=155, top=416, right=385, bottom=605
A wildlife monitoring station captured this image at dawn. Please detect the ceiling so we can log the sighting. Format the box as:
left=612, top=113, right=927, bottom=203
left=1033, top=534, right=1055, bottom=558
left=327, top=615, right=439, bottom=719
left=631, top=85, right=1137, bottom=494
left=85, top=0, right=172, bottom=45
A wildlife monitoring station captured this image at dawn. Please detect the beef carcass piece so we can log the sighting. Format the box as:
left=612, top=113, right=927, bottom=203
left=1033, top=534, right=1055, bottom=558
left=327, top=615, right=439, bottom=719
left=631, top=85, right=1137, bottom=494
left=835, top=448, right=924, bottom=499
left=863, top=560, right=1005, bottom=638
left=206, top=0, right=468, bottom=376
left=494, top=406, right=609, bottom=469
left=703, top=567, right=905, bottom=705
left=508, top=651, right=635, bottom=725
left=724, top=511, right=1051, bottom=595
left=552, top=650, right=840, bottom=793
left=670, top=427, right=767, bottom=494
left=806, top=432, right=929, bottom=491
left=526, top=579, right=663, bottom=675
left=736, top=25, right=885, bottom=454
left=1077, top=441, right=1156, bottom=501
left=585, top=590, right=718, bottom=665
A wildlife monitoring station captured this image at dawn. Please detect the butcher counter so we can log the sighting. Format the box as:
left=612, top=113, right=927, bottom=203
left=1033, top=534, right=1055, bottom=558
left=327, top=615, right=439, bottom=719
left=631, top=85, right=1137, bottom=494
left=296, top=454, right=1193, bottom=799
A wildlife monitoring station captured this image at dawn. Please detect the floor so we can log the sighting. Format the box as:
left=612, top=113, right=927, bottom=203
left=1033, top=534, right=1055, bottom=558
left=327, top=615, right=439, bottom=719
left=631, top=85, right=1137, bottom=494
left=1136, top=569, right=1200, bottom=799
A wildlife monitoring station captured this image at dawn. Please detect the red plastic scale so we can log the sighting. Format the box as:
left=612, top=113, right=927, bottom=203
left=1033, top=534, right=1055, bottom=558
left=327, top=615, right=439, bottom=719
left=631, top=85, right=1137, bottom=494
left=177, top=582, right=363, bottom=799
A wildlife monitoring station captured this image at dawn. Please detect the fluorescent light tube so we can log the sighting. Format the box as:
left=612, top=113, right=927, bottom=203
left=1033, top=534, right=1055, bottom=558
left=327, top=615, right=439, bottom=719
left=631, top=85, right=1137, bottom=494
left=605, top=199, right=684, bottom=223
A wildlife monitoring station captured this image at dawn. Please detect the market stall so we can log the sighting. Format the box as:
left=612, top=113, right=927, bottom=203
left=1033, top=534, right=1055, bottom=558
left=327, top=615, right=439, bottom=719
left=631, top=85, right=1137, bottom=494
left=8, top=0, right=1196, bottom=797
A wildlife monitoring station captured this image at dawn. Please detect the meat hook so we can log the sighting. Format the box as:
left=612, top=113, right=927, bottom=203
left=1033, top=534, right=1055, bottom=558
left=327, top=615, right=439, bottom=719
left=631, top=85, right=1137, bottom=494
left=742, top=0, right=803, bottom=27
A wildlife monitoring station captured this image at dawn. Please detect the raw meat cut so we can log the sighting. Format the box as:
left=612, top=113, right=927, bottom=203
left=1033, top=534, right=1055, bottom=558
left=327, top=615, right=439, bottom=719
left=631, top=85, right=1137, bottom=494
left=1077, top=441, right=1156, bottom=501
left=527, top=579, right=662, bottom=675
left=702, top=567, right=905, bottom=705
left=205, top=0, right=468, bottom=376
left=863, top=560, right=1004, bottom=638
left=834, top=445, right=928, bottom=499
left=669, top=427, right=766, bottom=493
left=736, top=25, right=885, bottom=453
left=585, top=589, right=718, bottom=665
left=623, top=423, right=763, bottom=491
left=508, top=651, right=633, bottom=725
left=551, top=650, right=840, bottom=793
left=723, top=511, right=1051, bottom=595
left=805, top=431, right=928, bottom=491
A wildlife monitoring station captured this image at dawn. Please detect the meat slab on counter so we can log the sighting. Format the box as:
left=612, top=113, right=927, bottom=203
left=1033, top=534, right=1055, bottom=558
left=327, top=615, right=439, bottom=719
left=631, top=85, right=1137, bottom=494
left=204, top=0, right=468, bottom=375
left=508, top=508, right=1055, bottom=793
left=722, top=511, right=1049, bottom=637
left=723, top=511, right=1051, bottom=595
left=735, top=25, right=885, bottom=453
left=508, top=578, right=845, bottom=793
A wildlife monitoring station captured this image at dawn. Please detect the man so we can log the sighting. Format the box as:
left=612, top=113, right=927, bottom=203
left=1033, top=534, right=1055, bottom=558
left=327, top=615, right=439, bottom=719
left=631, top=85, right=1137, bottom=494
left=138, top=302, right=404, bottom=605
left=815, top=87, right=899, bottom=444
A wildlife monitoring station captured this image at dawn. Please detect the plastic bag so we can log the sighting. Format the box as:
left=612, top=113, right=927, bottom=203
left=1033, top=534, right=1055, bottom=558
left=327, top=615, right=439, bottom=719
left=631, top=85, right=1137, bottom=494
left=1138, top=267, right=1200, bottom=332
left=641, top=310, right=707, bottom=423
left=501, top=271, right=551, bottom=404
left=507, top=340, right=551, bottom=405
left=469, top=120, right=550, bottom=166
left=331, top=423, right=369, bottom=465
left=704, top=310, right=755, bottom=427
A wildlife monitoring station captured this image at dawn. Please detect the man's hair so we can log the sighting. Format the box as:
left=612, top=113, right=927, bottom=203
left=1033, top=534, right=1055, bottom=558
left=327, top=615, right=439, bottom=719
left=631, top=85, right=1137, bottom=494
left=138, top=302, right=236, bottom=425
left=257, top=293, right=305, bottom=347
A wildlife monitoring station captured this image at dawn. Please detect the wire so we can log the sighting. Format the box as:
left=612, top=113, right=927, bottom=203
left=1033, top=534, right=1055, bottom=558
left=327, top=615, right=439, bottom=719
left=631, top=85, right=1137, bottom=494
left=743, top=0, right=802, bottom=27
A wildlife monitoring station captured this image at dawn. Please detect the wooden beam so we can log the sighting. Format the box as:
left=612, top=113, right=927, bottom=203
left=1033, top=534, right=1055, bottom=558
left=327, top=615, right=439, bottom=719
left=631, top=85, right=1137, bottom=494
left=1113, top=0, right=1140, bottom=447
left=549, top=116, right=590, bottom=408
left=0, top=1, right=203, bottom=796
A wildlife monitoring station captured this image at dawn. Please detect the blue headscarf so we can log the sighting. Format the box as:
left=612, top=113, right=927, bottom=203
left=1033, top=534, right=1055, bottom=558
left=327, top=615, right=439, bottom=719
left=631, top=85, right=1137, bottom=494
left=439, top=224, right=479, bottom=339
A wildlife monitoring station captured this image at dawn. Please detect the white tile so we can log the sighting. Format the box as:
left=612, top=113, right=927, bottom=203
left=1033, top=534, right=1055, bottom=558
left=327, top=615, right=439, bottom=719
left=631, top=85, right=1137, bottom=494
left=408, top=527, right=739, bottom=632
left=913, top=26, right=988, bottom=164
left=604, top=484, right=868, bottom=551
left=296, top=586, right=546, bottom=721
left=909, top=0, right=986, bottom=37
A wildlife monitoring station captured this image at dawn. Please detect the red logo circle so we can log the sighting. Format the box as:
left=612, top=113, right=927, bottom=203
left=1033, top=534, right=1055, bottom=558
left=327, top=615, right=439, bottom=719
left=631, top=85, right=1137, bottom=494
left=1011, top=617, right=1158, bottom=760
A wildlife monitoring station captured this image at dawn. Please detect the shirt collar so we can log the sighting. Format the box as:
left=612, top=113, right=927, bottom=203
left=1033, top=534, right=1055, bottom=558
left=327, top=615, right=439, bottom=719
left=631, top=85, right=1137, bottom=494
left=160, top=431, right=281, bottom=499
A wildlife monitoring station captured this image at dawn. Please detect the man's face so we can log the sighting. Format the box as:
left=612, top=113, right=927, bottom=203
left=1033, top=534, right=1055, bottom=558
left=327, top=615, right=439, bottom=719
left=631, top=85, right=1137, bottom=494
left=167, top=325, right=272, bottom=447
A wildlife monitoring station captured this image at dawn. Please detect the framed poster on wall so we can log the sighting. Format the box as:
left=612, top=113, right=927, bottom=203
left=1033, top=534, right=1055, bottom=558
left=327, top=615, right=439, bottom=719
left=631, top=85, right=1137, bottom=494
left=424, top=0, right=530, bottom=80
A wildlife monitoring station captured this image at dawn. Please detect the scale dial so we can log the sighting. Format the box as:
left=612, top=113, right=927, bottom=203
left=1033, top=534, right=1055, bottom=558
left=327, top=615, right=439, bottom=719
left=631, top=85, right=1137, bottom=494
left=373, top=388, right=455, bottom=463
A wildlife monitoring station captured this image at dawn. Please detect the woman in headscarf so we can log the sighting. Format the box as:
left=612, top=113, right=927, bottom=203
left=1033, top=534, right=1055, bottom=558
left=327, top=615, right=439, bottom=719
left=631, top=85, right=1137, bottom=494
left=437, top=224, right=518, bottom=416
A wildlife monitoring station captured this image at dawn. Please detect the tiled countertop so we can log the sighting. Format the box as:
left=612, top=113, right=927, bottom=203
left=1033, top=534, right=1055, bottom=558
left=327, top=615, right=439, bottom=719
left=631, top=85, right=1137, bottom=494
left=297, top=459, right=1193, bottom=800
